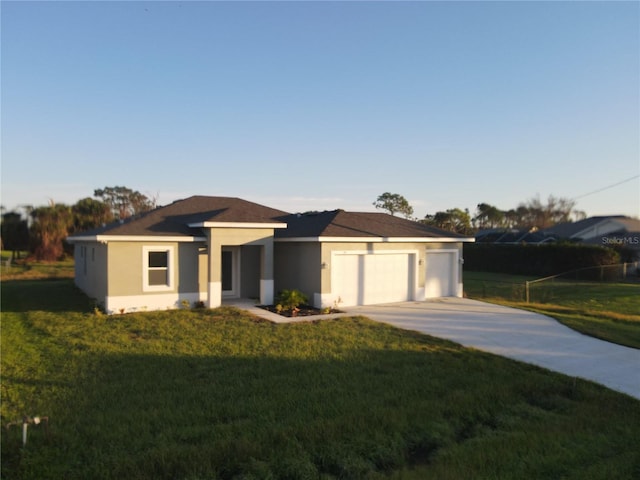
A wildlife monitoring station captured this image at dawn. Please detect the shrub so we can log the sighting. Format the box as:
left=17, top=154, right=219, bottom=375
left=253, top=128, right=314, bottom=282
left=464, top=244, right=620, bottom=277
left=275, top=289, right=308, bottom=315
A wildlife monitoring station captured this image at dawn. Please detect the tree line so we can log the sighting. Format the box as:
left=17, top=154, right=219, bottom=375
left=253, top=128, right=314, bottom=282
left=373, top=192, right=587, bottom=235
left=1, top=188, right=588, bottom=261
left=1, top=186, right=156, bottom=261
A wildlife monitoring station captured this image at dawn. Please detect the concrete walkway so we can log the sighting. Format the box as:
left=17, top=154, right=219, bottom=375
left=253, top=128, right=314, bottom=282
left=347, top=298, right=640, bottom=400
left=225, top=297, right=639, bottom=399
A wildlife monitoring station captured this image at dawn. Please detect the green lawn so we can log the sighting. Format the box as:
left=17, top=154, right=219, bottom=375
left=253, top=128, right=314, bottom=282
left=464, top=271, right=640, bottom=349
left=0, top=252, right=74, bottom=281
left=2, top=280, right=640, bottom=479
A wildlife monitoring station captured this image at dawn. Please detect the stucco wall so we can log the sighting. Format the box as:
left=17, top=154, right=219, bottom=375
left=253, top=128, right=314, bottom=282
left=273, top=242, right=321, bottom=300
left=105, top=241, right=205, bottom=296
left=240, top=245, right=261, bottom=299
left=207, top=228, right=275, bottom=283
left=274, top=241, right=465, bottom=307
left=74, top=241, right=108, bottom=302
left=102, top=241, right=207, bottom=313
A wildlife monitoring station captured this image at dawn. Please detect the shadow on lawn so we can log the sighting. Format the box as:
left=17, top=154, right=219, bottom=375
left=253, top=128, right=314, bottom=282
left=4, top=345, right=636, bottom=480
left=1, top=279, right=95, bottom=313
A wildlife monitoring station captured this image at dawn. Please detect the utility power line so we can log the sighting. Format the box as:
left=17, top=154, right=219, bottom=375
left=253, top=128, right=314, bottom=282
left=572, top=174, right=640, bottom=200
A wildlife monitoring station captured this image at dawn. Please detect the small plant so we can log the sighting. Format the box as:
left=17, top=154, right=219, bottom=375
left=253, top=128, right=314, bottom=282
left=194, top=301, right=206, bottom=309
left=181, top=299, right=190, bottom=309
left=275, top=289, right=308, bottom=316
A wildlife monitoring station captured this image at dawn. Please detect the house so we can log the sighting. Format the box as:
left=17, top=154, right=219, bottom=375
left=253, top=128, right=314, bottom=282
left=67, top=196, right=474, bottom=314
left=543, top=215, right=640, bottom=241
left=542, top=216, right=640, bottom=257
left=475, top=227, right=554, bottom=244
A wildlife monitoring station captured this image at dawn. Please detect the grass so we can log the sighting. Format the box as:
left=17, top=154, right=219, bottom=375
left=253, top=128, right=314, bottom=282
left=2, top=279, right=640, bottom=479
left=464, top=271, right=640, bottom=349
left=0, top=251, right=74, bottom=281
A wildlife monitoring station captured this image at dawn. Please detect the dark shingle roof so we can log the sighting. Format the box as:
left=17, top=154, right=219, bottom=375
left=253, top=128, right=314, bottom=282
left=543, top=216, right=629, bottom=239
left=70, top=196, right=289, bottom=237
left=275, top=210, right=469, bottom=239
left=69, top=198, right=471, bottom=241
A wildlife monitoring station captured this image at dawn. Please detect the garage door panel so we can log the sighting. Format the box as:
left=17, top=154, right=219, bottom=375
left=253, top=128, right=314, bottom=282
left=333, top=253, right=413, bottom=306
left=332, top=254, right=360, bottom=306
left=425, top=251, right=455, bottom=298
left=363, top=254, right=410, bottom=304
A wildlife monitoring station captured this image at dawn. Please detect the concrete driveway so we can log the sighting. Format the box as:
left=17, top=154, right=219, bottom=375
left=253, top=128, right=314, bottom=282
left=346, top=298, right=640, bottom=400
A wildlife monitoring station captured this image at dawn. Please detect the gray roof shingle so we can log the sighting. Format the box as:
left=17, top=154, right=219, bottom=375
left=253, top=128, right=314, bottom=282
left=70, top=196, right=289, bottom=238
left=275, top=210, right=468, bottom=239
left=69, top=198, right=470, bottom=241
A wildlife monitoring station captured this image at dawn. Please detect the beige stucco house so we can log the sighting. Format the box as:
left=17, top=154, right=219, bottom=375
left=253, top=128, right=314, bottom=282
left=67, top=196, right=474, bottom=314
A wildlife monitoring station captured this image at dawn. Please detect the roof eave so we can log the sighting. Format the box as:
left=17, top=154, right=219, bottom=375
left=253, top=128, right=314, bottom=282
left=275, top=236, right=475, bottom=243
left=67, top=235, right=207, bottom=243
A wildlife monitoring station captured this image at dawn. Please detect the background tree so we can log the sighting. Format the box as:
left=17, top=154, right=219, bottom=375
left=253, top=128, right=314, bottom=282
left=422, top=208, right=473, bottom=235
left=29, top=202, right=74, bottom=261
left=516, top=195, right=577, bottom=229
left=94, top=186, right=155, bottom=220
left=72, top=197, right=114, bottom=232
left=1, top=211, right=29, bottom=260
left=473, top=203, right=505, bottom=229
left=373, top=192, right=414, bottom=219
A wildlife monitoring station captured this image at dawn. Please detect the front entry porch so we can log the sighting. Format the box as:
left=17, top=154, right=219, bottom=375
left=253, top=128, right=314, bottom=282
left=205, top=227, right=278, bottom=309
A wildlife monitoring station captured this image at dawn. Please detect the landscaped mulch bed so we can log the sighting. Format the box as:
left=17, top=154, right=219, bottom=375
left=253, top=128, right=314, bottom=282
left=258, top=305, right=343, bottom=317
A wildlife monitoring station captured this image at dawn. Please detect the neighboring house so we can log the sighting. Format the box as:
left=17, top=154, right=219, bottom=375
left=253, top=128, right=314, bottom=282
left=67, top=196, right=474, bottom=314
left=475, top=228, right=554, bottom=244
left=542, top=216, right=640, bottom=256
left=543, top=216, right=639, bottom=240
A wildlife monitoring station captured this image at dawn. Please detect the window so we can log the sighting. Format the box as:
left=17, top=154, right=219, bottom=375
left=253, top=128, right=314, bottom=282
left=143, top=246, right=174, bottom=291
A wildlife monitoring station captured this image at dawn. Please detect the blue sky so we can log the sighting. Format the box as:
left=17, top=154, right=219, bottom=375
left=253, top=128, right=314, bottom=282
left=2, top=1, right=639, bottom=219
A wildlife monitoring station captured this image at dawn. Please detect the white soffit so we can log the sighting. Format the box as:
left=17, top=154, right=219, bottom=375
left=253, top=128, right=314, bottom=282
left=275, top=236, right=475, bottom=243
left=67, top=235, right=207, bottom=243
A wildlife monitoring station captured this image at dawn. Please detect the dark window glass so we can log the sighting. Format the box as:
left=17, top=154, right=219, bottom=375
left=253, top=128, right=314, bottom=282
left=149, top=251, right=168, bottom=268
left=222, top=251, right=233, bottom=291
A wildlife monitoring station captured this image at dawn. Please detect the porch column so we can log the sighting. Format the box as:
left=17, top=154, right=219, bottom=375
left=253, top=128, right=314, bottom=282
left=207, top=231, right=222, bottom=308
left=260, top=238, right=274, bottom=305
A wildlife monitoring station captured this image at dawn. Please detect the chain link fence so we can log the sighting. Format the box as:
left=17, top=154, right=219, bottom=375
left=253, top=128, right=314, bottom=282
left=470, top=262, right=640, bottom=304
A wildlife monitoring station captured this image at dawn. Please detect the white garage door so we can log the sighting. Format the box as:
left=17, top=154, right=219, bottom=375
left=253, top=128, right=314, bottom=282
left=332, top=253, right=414, bottom=306
left=425, top=251, right=456, bottom=298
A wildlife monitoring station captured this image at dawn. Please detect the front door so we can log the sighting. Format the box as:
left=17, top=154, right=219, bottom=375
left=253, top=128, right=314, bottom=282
left=221, top=247, right=240, bottom=297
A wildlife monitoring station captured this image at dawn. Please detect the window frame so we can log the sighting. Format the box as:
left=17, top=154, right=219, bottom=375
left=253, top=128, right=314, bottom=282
left=142, top=246, right=175, bottom=292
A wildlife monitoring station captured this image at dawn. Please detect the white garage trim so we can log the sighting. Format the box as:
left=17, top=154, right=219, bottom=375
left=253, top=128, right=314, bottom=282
left=424, top=249, right=461, bottom=298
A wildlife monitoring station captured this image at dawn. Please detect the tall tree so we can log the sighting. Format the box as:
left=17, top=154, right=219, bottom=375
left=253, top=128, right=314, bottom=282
left=474, top=203, right=505, bottom=229
left=94, top=186, right=155, bottom=220
left=30, top=202, right=74, bottom=261
left=517, top=195, right=577, bottom=229
left=373, top=192, right=414, bottom=219
left=1, top=211, right=29, bottom=260
left=423, top=208, right=473, bottom=235
left=72, top=197, right=114, bottom=232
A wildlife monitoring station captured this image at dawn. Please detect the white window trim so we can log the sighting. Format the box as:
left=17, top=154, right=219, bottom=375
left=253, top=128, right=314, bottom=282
left=142, top=246, right=175, bottom=292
